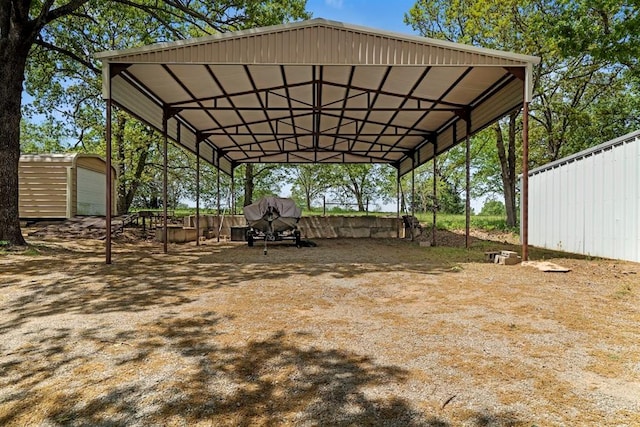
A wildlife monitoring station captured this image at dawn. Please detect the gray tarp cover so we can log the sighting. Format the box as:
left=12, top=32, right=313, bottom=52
left=243, top=197, right=302, bottom=222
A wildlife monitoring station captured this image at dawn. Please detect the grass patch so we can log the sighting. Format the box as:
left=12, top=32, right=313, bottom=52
left=613, top=283, right=633, bottom=299
left=412, top=213, right=517, bottom=232
left=22, top=247, right=42, bottom=256
left=0, top=240, right=13, bottom=255
left=302, top=207, right=391, bottom=216
left=0, top=242, right=43, bottom=256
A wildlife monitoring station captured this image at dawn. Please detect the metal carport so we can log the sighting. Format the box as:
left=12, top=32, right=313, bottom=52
left=96, top=18, right=539, bottom=264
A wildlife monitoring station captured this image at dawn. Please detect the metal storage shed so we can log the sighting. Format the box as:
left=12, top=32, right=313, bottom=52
left=526, top=130, right=640, bottom=263
left=19, top=154, right=117, bottom=220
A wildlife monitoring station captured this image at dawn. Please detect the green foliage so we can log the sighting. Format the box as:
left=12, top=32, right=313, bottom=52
left=328, top=164, right=395, bottom=212
left=408, top=211, right=513, bottom=232
left=468, top=129, right=504, bottom=198
left=553, top=0, right=639, bottom=75
left=479, top=199, right=506, bottom=216
left=424, top=214, right=514, bottom=233
left=401, top=144, right=472, bottom=215
left=289, top=164, right=335, bottom=210
left=20, top=120, right=68, bottom=153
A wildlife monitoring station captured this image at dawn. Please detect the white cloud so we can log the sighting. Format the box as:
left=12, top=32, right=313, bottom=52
left=325, top=0, right=344, bottom=9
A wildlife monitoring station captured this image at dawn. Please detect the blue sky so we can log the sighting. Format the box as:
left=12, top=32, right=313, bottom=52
left=305, top=0, right=419, bottom=35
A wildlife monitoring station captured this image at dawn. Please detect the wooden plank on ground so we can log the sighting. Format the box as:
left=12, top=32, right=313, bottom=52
left=522, top=261, right=571, bottom=273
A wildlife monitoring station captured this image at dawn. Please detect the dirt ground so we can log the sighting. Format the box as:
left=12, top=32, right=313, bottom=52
left=1, top=225, right=639, bottom=426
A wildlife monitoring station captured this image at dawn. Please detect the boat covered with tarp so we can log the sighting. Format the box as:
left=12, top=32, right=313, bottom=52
left=243, top=197, right=302, bottom=248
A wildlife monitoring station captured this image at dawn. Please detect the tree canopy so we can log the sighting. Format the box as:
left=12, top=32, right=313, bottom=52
left=0, top=0, right=310, bottom=244
left=405, top=0, right=639, bottom=226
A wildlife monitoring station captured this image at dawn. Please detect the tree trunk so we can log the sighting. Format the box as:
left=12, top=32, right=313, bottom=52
left=354, top=183, right=365, bottom=211
left=244, top=163, right=254, bottom=206
left=115, top=115, right=153, bottom=214
left=115, top=113, right=127, bottom=214
left=123, top=141, right=151, bottom=212
left=495, top=112, right=519, bottom=228
left=0, top=39, right=29, bottom=245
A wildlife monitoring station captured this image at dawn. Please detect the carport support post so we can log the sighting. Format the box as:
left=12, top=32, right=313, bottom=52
left=465, top=117, right=471, bottom=249
left=432, top=141, right=437, bottom=247
left=396, top=167, right=400, bottom=238
left=195, top=140, right=201, bottom=246
left=105, top=98, right=112, bottom=265
left=522, top=101, right=530, bottom=261
left=162, top=111, right=168, bottom=254
left=411, top=155, right=416, bottom=241
left=217, top=152, right=221, bottom=243
left=231, top=166, right=235, bottom=215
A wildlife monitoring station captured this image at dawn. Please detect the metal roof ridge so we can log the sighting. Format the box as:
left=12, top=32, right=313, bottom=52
left=528, top=129, right=640, bottom=175
left=95, top=17, right=540, bottom=64
left=320, top=19, right=540, bottom=64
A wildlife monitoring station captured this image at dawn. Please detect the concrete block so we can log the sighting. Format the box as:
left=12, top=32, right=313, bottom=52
left=370, top=228, right=398, bottom=238
left=501, top=250, right=519, bottom=258
left=485, top=251, right=501, bottom=262
left=338, top=227, right=371, bottom=238
left=495, top=255, right=521, bottom=265
left=419, top=241, right=432, bottom=247
left=155, top=226, right=198, bottom=243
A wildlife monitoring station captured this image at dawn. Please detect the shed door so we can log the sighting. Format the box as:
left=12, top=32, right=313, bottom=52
left=77, top=167, right=106, bottom=215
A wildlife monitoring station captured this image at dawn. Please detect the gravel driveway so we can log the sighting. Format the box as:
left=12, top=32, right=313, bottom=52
left=1, top=236, right=639, bottom=426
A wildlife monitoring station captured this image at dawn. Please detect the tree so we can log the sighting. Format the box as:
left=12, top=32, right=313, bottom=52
left=403, top=172, right=464, bottom=215
left=113, top=116, right=157, bottom=213
left=289, top=164, right=334, bottom=210
left=405, top=0, right=638, bottom=226
left=404, top=0, right=532, bottom=226
left=1, top=0, right=310, bottom=245
left=329, top=164, right=394, bottom=212
left=553, top=0, right=639, bottom=75
left=494, top=113, right=519, bottom=226
left=20, top=119, right=67, bottom=154
left=241, top=163, right=288, bottom=206
left=479, top=199, right=506, bottom=216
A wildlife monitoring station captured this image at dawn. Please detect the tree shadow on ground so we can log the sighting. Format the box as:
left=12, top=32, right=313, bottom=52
left=0, top=239, right=455, bottom=333
left=0, top=235, right=588, bottom=338
left=0, top=311, right=531, bottom=426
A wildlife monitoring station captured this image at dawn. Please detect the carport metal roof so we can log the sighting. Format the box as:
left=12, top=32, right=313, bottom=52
left=96, top=18, right=539, bottom=177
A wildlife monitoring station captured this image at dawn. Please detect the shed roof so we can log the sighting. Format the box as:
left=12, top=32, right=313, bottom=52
left=19, top=153, right=118, bottom=174
left=20, top=153, right=105, bottom=164
left=20, top=153, right=83, bottom=162
left=97, top=18, right=539, bottom=176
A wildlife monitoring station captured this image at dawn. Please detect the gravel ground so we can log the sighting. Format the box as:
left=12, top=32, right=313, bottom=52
left=1, top=234, right=639, bottom=426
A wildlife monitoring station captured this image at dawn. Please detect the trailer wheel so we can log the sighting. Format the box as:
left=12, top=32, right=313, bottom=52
left=247, top=232, right=254, bottom=247
left=294, top=230, right=301, bottom=248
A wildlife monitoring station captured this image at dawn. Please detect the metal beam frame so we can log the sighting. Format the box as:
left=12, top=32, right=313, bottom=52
left=100, top=37, right=537, bottom=264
